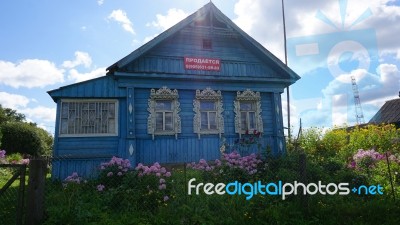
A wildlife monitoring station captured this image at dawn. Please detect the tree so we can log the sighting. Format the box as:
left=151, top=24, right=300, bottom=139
left=0, top=122, right=53, bottom=156
left=0, top=104, right=53, bottom=156
left=0, top=104, right=26, bottom=125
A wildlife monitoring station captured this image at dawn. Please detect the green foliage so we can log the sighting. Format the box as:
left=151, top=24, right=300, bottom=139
left=298, top=124, right=400, bottom=163
left=0, top=104, right=25, bottom=125
left=345, top=124, right=400, bottom=155
left=299, top=127, right=323, bottom=155
left=0, top=122, right=53, bottom=156
left=43, top=125, right=400, bottom=225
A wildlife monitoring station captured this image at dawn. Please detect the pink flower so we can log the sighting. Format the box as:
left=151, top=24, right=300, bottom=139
left=107, top=172, right=113, bottom=177
left=97, top=184, right=105, bottom=191
left=117, top=172, right=123, bottom=176
left=159, top=178, right=165, bottom=184
left=156, top=173, right=161, bottom=177
left=163, top=196, right=169, bottom=201
left=0, top=150, right=6, bottom=159
left=160, top=167, right=166, bottom=173
left=164, top=172, right=171, bottom=177
left=159, top=184, right=166, bottom=190
left=20, top=159, right=30, bottom=165
left=135, top=163, right=144, bottom=170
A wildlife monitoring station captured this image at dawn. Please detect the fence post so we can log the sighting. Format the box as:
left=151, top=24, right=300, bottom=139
left=25, top=159, right=47, bottom=225
left=16, top=165, right=26, bottom=225
left=299, top=152, right=308, bottom=213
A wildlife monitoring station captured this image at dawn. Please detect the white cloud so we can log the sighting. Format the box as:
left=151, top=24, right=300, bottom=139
left=143, top=33, right=159, bottom=44
left=0, top=92, right=30, bottom=109
left=67, top=67, right=106, bottom=83
left=0, top=59, right=64, bottom=88
left=147, top=8, right=188, bottom=31
left=62, top=51, right=92, bottom=69
left=108, top=9, right=135, bottom=34
left=21, top=106, right=56, bottom=123
left=0, top=92, right=56, bottom=129
left=97, top=0, right=104, bottom=6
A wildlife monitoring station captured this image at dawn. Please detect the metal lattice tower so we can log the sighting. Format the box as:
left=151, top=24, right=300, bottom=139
left=351, top=76, right=365, bottom=125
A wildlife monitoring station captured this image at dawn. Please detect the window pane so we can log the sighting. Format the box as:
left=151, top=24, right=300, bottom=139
left=201, top=112, right=208, bottom=130
left=241, top=112, right=247, bottom=130
left=61, top=103, right=69, bottom=118
left=155, top=101, right=172, bottom=110
left=240, top=102, right=254, bottom=111
left=155, top=112, right=163, bottom=131
left=209, top=112, right=217, bottom=130
left=108, top=103, right=115, bottom=117
left=249, top=112, right=256, bottom=130
left=165, top=112, right=173, bottom=131
left=200, top=101, right=215, bottom=110
left=61, top=119, right=68, bottom=134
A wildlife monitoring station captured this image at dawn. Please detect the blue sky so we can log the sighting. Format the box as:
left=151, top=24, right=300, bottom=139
left=0, top=0, right=399, bottom=136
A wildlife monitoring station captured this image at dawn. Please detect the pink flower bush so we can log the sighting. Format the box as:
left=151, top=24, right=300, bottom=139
left=187, top=151, right=262, bottom=175
left=222, top=152, right=262, bottom=175
left=134, top=162, right=172, bottom=204
left=64, top=172, right=83, bottom=184
left=100, top=156, right=131, bottom=174
left=135, top=162, right=171, bottom=178
left=348, top=149, right=400, bottom=170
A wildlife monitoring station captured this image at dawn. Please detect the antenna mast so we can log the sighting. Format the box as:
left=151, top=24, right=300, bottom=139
left=351, top=76, right=365, bottom=125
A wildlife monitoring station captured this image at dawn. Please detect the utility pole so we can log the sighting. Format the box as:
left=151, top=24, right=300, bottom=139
left=281, top=0, right=291, bottom=140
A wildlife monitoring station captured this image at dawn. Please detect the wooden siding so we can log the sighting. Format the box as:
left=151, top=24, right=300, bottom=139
left=122, top=27, right=283, bottom=79
left=133, top=88, right=276, bottom=164
left=52, top=99, right=128, bottom=180
left=48, top=76, right=126, bottom=100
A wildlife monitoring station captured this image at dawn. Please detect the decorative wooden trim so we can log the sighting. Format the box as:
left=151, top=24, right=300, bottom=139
left=147, top=86, right=181, bottom=140
left=127, top=87, right=135, bottom=138
left=234, top=89, right=263, bottom=138
left=193, top=88, right=224, bottom=139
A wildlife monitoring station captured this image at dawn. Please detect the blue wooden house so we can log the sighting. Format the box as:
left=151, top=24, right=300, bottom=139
left=48, top=2, right=300, bottom=179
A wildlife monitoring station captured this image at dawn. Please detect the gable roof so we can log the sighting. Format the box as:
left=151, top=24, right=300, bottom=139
left=369, top=98, right=400, bottom=124
left=106, top=2, right=300, bottom=84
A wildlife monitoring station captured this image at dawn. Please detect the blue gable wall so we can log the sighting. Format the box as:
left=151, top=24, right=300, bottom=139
left=48, top=2, right=298, bottom=180
left=123, top=27, right=281, bottom=79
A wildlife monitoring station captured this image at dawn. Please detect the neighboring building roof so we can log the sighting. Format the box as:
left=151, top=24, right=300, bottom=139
left=369, top=98, right=400, bottom=125
left=106, top=2, right=300, bottom=84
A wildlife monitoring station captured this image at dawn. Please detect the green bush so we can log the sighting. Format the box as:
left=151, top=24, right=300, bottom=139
left=0, top=122, right=53, bottom=156
left=345, top=124, right=400, bottom=157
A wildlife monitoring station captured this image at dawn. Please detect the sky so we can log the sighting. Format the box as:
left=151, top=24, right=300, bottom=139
left=0, top=0, right=399, bottom=136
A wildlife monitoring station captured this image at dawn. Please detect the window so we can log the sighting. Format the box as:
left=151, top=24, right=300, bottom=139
left=193, top=88, right=224, bottom=139
left=148, top=87, right=181, bottom=140
left=155, top=100, right=173, bottom=131
left=234, top=89, right=263, bottom=137
left=202, top=39, right=212, bottom=50
left=240, top=101, right=256, bottom=131
left=59, top=100, right=118, bottom=136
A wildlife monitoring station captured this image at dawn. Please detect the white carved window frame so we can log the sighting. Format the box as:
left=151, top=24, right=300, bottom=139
left=59, top=99, right=118, bottom=137
left=234, top=89, right=263, bottom=138
left=193, top=88, right=224, bottom=139
left=147, top=87, right=181, bottom=140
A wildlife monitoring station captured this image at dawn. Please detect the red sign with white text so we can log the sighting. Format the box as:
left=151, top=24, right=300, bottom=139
left=184, top=57, right=221, bottom=71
